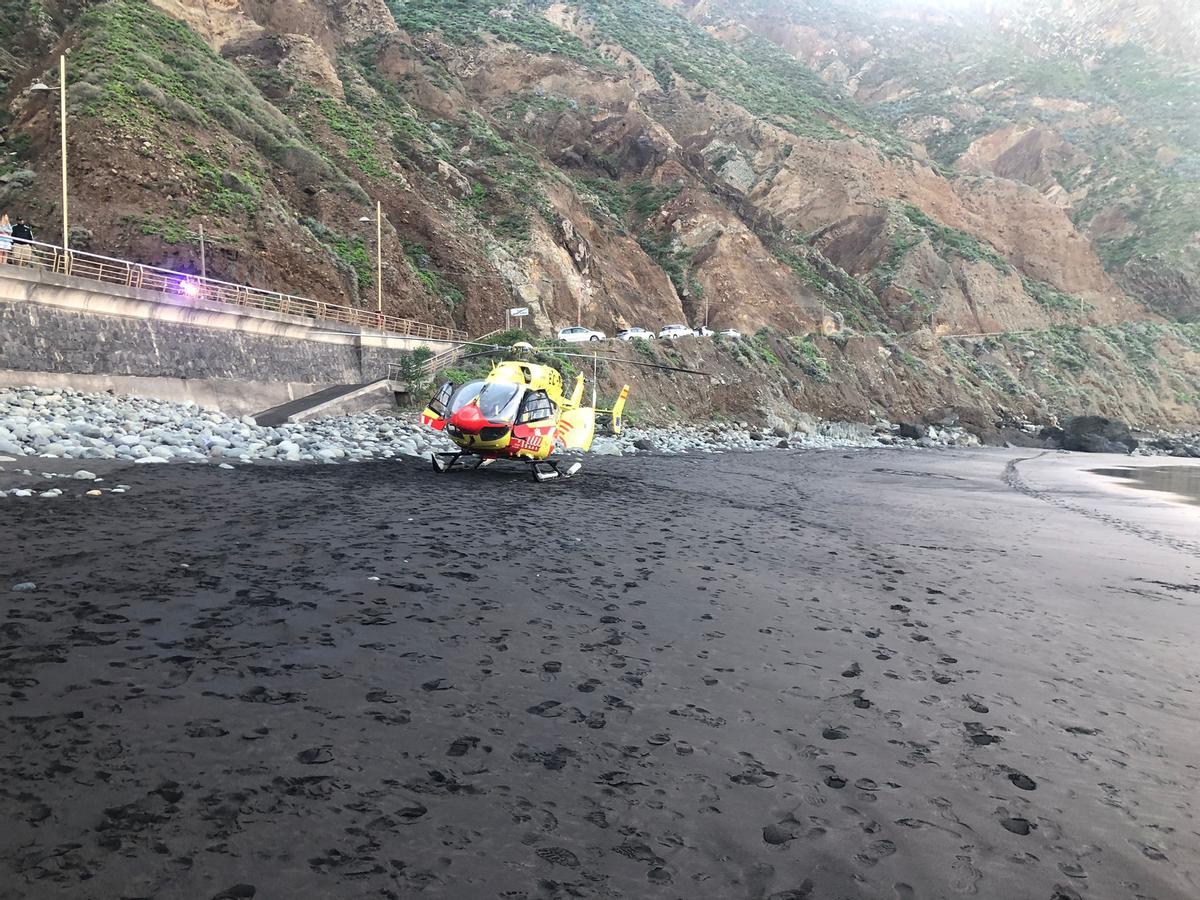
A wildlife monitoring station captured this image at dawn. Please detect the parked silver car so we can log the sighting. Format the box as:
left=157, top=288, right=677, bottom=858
left=557, top=325, right=606, bottom=343
left=658, top=324, right=693, bottom=339
left=616, top=327, right=655, bottom=341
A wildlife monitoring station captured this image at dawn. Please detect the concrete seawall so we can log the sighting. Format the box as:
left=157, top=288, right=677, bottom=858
left=0, top=265, right=452, bottom=414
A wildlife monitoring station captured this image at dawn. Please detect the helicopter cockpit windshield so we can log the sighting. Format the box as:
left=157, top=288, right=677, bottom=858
left=448, top=380, right=525, bottom=425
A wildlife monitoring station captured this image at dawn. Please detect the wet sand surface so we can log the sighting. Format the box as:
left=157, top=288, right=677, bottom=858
left=1, top=448, right=1198, bottom=900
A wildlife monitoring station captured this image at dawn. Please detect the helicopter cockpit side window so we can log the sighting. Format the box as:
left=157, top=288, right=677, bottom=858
left=428, top=381, right=454, bottom=418
left=517, top=390, right=556, bottom=424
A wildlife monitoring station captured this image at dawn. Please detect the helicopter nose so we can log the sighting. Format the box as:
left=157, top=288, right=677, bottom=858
left=449, top=404, right=487, bottom=434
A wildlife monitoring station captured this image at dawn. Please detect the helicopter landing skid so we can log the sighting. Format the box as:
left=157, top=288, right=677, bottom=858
left=430, top=452, right=493, bottom=473
left=530, top=459, right=583, bottom=483
left=429, top=451, right=580, bottom=481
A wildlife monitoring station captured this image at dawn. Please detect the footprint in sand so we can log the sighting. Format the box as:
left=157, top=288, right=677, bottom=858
left=1000, top=817, right=1034, bottom=835
left=1007, top=772, right=1037, bottom=791
left=295, top=747, right=333, bottom=765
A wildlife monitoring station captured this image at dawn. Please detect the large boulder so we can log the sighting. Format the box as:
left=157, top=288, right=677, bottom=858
left=1062, top=416, right=1138, bottom=454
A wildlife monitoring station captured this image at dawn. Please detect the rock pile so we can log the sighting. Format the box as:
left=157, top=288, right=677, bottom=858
left=0, top=386, right=986, bottom=468
left=594, top=418, right=981, bottom=455
left=1134, top=432, right=1200, bottom=458
left=0, top=387, right=454, bottom=464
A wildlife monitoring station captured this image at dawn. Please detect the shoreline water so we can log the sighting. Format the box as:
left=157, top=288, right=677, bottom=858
left=1092, top=462, right=1200, bottom=507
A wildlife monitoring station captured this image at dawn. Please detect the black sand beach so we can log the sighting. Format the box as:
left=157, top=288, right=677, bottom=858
left=2, top=448, right=1198, bottom=899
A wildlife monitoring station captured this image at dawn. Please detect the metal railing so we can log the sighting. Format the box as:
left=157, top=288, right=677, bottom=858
left=386, top=329, right=506, bottom=387
left=4, top=240, right=467, bottom=342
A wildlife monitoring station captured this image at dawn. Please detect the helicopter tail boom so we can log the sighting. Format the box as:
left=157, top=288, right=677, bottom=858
left=566, top=373, right=585, bottom=409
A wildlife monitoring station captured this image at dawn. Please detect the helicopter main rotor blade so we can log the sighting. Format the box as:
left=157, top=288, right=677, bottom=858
left=417, top=338, right=712, bottom=376
left=551, top=353, right=712, bottom=376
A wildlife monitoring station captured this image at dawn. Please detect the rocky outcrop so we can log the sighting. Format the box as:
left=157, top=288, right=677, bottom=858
left=1062, top=416, right=1139, bottom=454
left=956, top=125, right=1082, bottom=209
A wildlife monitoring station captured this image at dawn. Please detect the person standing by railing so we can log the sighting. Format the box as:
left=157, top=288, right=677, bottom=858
left=11, top=218, right=33, bottom=266
left=0, top=213, right=11, bottom=265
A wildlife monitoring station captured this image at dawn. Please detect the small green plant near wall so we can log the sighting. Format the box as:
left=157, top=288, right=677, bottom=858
left=390, top=346, right=436, bottom=389
left=488, top=328, right=535, bottom=347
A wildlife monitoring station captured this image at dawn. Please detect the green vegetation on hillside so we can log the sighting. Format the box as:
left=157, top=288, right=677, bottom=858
left=901, top=204, right=1009, bottom=273
left=1021, top=276, right=1090, bottom=316
left=314, top=92, right=391, bottom=178
left=180, top=152, right=261, bottom=217
left=301, top=218, right=373, bottom=290
left=72, top=1, right=300, bottom=154
left=773, top=242, right=890, bottom=332
left=66, top=0, right=363, bottom=236
left=386, top=0, right=903, bottom=149
left=403, top=241, right=465, bottom=311
left=576, top=0, right=902, bottom=148
left=386, top=0, right=610, bottom=68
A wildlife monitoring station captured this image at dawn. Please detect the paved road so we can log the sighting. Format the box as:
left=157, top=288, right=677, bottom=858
left=2, top=448, right=1197, bottom=899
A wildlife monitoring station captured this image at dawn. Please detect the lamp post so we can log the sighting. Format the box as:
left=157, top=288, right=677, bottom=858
left=199, top=221, right=207, bottom=281
left=358, top=201, right=383, bottom=313
left=27, top=55, right=69, bottom=254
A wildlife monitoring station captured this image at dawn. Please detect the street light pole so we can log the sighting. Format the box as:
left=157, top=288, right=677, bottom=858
left=27, top=55, right=70, bottom=256
left=199, top=222, right=207, bottom=281
left=59, top=54, right=68, bottom=255
left=376, top=200, right=383, bottom=314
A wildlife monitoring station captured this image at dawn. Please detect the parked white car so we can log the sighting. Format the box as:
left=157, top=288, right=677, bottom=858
left=557, top=326, right=606, bottom=343
left=616, top=327, right=655, bottom=341
left=694, top=326, right=714, bottom=337
left=718, top=329, right=742, bottom=339
left=658, top=324, right=693, bottom=339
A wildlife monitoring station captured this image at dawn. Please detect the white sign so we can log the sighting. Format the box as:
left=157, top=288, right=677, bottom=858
left=508, top=306, right=530, bottom=318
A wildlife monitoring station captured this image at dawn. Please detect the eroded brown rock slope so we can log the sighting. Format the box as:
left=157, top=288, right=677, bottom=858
left=0, top=0, right=1196, bottom=426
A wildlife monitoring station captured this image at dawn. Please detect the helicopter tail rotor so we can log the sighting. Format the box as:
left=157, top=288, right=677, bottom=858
left=596, top=385, right=630, bottom=436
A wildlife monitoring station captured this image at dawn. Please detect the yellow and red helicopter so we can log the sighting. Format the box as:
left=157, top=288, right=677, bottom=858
left=421, top=343, right=630, bottom=481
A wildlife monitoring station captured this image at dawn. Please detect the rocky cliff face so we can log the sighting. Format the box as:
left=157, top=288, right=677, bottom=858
left=683, top=0, right=1200, bottom=322
left=0, top=0, right=1197, bottom=427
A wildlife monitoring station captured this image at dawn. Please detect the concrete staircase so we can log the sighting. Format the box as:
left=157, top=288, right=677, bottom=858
left=252, top=379, right=404, bottom=426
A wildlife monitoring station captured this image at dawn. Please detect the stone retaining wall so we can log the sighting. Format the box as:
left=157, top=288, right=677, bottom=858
left=0, top=265, right=452, bottom=412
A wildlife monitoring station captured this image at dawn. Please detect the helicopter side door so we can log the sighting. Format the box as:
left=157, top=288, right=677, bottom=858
left=421, top=381, right=454, bottom=431
left=509, top=390, right=557, bottom=459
